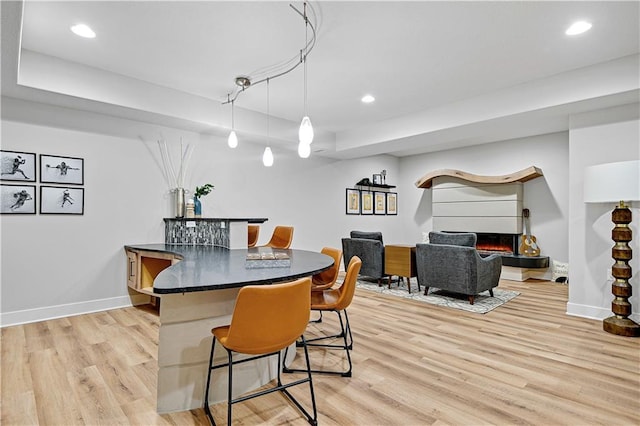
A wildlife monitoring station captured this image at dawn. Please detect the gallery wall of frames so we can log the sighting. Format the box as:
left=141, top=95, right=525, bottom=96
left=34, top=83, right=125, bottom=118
left=1, top=150, right=85, bottom=215
left=345, top=174, right=397, bottom=216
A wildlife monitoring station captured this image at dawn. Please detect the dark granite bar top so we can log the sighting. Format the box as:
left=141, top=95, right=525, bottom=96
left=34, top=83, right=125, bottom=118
left=163, top=218, right=268, bottom=223
left=125, top=244, right=333, bottom=294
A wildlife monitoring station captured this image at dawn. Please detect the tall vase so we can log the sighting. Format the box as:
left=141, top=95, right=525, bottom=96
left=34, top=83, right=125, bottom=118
left=174, top=188, right=186, bottom=218
left=194, top=196, right=202, bottom=218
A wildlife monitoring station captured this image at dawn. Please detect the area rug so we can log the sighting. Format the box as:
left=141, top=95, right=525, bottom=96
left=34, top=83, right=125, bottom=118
left=354, top=278, right=519, bottom=314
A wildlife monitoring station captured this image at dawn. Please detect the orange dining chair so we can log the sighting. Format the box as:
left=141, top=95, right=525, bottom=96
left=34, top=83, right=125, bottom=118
left=310, top=247, right=343, bottom=323
left=203, top=277, right=317, bottom=425
left=263, top=225, right=294, bottom=249
left=285, top=256, right=362, bottom=377
left=247, top=224, right=260, bottom=248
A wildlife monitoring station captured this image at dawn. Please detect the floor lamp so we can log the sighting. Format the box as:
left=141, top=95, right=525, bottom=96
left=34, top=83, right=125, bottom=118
left=584, top=160, right=640, bottom=337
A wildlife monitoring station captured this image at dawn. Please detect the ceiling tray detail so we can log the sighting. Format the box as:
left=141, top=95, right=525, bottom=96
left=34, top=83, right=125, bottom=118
left=415, top=166, right=543, bottom=189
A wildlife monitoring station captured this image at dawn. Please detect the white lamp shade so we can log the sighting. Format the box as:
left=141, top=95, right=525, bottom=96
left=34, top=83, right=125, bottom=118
left=298, top=116, right=314, bottom=145
left=584, top=160, right=640, bottom=203
left=298, top=141, right=311, bottom=158
left=262, top=147, right=274, bottom=167
left=227, top=130, right=238, bottom=148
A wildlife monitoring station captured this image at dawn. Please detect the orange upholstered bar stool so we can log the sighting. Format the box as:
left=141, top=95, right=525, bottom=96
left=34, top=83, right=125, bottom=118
left=263, top=225, right=294, bottom=249
left=310, top=247, right=343, bottom=323
left=285, top=256, right=362, bottom=377
left=203, top=277, right=317, bottom=425
left=247, top=224, right=260, bottom=248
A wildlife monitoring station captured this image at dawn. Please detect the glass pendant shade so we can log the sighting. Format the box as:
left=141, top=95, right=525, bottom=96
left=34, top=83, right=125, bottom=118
left=227, top=130, right=238, bottom=148
left=262, top=147, right=274, bottom=167
left=298, top=116, right=314, bottom=145
left=298, top=141, right=311, bottom=158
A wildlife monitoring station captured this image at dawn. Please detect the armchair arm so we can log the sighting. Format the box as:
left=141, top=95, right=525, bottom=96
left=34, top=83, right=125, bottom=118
left=476, top=253, right=502, bottom=292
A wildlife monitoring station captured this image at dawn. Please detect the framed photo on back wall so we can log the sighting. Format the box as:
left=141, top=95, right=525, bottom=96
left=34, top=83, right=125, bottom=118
left=40, top=154, right=84, bottom=185
left=346, top=188, right=360, bottom=214
left=1, top=184, right=36, bottom=214
left=374, top=191, right=386, bottom=215
left=1, top=150, right=36, bottom=182
left=386, top=192, right=398, bottom=215
left=40, top=186, right=84, bottom=215
left=361, top=190, right=373, bottom=215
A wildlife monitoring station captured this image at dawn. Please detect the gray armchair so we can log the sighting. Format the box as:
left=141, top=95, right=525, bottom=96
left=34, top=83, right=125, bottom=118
left=341, top=231, right=385, bottom=284
left=416, top=232, right=502, bottom=304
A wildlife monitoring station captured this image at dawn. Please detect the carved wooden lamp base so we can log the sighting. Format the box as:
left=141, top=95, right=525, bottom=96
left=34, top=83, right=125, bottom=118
left=604, top=203, right=640, bottom=337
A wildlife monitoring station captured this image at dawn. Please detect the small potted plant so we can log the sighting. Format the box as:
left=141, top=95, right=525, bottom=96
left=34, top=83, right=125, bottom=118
left=193, top=183, right=214, bottom=217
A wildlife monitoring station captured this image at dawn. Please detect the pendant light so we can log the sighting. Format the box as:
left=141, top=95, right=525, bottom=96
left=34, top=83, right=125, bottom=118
left=298, top=139, right=311, bottom=158
left=227, top=99, right=238, bottom=148
left=263, top=78, right=274, bottom=167
left=298, top=2, right=314, bottom=155
left=263, top=147, right=274, bottom=167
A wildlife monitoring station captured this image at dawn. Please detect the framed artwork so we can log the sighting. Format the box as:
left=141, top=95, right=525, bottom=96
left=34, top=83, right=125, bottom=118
left=372, top=173, right=383, bottom=185
left=1, top=184, right=36, bottom=214
left=361, top=190, right=373, bottom=215
left=386, top=192, right=398, bottom=215
left=40, top=154, right=84, bottom=185
left=374, top=192, right=387, bottom=215
left=1, top=150, right=36, bottom=182
left=40, top=186, right=84, bottom=215
left=346, top=188, right=360, bottom=215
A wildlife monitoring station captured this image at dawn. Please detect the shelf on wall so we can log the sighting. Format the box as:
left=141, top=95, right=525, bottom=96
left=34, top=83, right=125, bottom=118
left=355, top=183, right=396, bottom=190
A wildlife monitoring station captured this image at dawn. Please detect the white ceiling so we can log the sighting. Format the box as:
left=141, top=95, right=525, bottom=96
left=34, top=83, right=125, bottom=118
left=2, top=1, right=639, bottom=158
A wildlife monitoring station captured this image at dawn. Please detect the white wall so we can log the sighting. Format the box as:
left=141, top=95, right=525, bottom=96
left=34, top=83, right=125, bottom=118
left=567, top=103, right=640, bottom=321
left=0, top=100, right=402, bottom=325
left=2, top=99, right=637, bottom=326
left=397, top=133, right=570, bottom=270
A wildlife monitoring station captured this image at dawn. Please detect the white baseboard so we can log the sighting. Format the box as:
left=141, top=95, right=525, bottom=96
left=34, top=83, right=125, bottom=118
left=566, top=302, right=640, bottom=322
left=0, top=294, right=150, bottom=328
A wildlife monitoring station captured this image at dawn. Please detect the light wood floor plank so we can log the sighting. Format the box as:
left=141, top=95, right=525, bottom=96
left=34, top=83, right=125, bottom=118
left=2, top=279, right=639, bottom=425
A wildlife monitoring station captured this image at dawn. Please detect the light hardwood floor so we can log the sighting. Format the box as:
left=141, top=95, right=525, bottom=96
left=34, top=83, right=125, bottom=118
left=2, top=279, right=639, bottom=425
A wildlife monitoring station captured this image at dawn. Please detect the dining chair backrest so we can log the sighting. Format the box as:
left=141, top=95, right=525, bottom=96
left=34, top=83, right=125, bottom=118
left=312, top=247, right=343, bottom=290
left=332, top=256, right=362, bottom=311
left=224, top=277, right=311, bottom=354
left=264, top=226, right=294, bottom=249
left=248, top=224, right=260, bottom=248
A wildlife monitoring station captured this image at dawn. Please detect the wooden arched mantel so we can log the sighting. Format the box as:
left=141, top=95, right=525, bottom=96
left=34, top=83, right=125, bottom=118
left=415, top=166, right=543, bottom=189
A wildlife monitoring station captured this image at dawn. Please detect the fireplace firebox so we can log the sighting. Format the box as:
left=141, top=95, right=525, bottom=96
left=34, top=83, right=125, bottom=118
left=475, top=232, right=519, bottom=256
left=443, top=231, right=548, bottom=268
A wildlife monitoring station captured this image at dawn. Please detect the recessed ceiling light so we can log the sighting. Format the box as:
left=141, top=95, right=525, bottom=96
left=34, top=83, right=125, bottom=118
left=565, top=21, right=592, bottom=36
left=361, top=94, right=375, bottom=103
left=71, top=23, right=96, bottom=39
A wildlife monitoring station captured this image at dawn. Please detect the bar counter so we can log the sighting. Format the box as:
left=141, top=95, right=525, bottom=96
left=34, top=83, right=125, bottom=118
left=124, top=243, right=333, bottom=414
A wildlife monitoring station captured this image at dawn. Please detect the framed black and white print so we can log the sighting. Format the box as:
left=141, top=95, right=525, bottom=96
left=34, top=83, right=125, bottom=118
left=40, top=154, right=84, bottom=185
left=1, top=150, right=36, bottom=182
left=374, top=191, right=387, bottom=215
left=361, top=190, right=373, bottom=215
left=372, top=173, right=383, bottom=185
left=386, top=192, right=398, bottom=215
left=346, top=188, right=360, bottom=215
left=40, top=186, right=84, bottom=215
left=1, top=184, right=36, bottom=214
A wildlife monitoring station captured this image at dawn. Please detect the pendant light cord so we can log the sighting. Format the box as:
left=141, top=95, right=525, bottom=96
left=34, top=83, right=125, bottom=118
left=303, top=1, right=308, bottom=117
